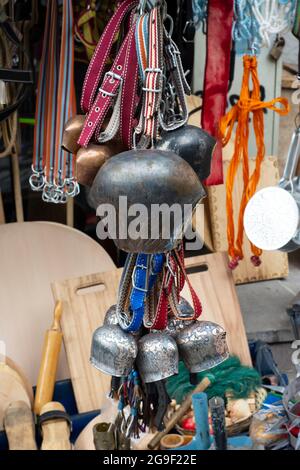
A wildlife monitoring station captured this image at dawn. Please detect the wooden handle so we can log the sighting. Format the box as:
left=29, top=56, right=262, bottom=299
left=148, top=377, right=211, bottom=450
left=34, top=302, right=63, bottom=415
left=51, top=301, right=62, bottom=330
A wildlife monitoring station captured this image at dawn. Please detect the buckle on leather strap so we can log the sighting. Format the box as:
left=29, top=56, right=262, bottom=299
left=106, top=71, right=123, bottom=83
left=98, top=88, right=117, bottom=98
left=99, top=71, right=123, bottom=98
left=132, top=263, right=149, bottom=293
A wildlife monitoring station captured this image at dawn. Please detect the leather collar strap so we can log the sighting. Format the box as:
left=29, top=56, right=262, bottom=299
left=117, top=253, right=164, bottom=332
left=201, top=0, right=234, bottom=186
left=147, top=243, right=202, bottom=329
left=168, top=247, right=202, bottom=319
left=134, top=6, right=163, bottom=148
left=94, top=12, right=139, bottom=149
left=80, top=0, right=137, bottom=113
left=144, top=243, right=185, bottom=330
left=78, top=18, right=138, bottom=148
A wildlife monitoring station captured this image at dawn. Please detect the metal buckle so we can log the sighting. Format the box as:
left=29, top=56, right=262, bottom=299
left=98, top=88, right=117, bottom=98
left=99, top=71, right=123, bottom=98
left=106, top=71, right=123, bottom=83
left=182, top=20, right=195, bottom=44
left=132, top=263, right=149, bottom=293
left=142, top=86, right=162, bottom=93
left=143, top=68, right=163, bottom=93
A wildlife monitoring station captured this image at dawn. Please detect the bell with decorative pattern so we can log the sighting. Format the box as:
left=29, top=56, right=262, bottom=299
left=90, top=324, right=138, bottom=377
left=136, top=332, right=179, bottom=383
left=176, top=321, right=229, bottom=373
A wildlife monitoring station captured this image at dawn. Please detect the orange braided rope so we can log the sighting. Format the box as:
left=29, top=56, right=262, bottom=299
left=219, top=56, right=289, bottom=269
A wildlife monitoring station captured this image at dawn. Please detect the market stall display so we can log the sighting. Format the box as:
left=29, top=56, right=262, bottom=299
left=1, top=0, right=300, bottom=456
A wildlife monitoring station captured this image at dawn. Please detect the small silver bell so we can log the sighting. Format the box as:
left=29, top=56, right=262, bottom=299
left=176, top=321, right=229, bottom=373
left=90, top=324, right=138, bottom=377
left=103, top=305, right=119, bottom=326
left=136, top=332, right=179, bottom=383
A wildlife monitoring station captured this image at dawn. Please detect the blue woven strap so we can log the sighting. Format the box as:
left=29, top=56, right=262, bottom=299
left=122, top=253, right=164, bottom=333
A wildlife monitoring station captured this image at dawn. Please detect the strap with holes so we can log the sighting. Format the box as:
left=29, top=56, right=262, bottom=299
left=80, top=0, right=138, bottom=113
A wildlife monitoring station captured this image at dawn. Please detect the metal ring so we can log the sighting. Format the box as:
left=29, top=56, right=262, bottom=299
left=29, top=173, right=45, bottom=191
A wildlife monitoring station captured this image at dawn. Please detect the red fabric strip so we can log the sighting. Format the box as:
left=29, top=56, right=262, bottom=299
left=201, top=0, right=234, bottom=186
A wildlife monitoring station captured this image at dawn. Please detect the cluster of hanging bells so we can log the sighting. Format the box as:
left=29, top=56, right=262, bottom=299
left=91, top=302, right=228, bottom=383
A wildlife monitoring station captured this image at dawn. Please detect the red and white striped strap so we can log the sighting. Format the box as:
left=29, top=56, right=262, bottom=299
left=134, top=6, right=163, bottom=148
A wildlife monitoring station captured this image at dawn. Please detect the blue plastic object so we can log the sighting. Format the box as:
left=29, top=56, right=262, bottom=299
left=176, top=392, right=212, bottom=450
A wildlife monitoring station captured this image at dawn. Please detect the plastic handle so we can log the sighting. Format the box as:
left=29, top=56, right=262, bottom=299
left=280, top=127, right=300, bottom=187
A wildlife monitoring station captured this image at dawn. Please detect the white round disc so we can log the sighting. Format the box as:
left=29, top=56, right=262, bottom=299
left=244, top=186, right=299, bottom=251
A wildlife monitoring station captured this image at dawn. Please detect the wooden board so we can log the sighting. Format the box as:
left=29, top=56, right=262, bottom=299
left=206, top=157, right=289, bottom=284
left=0, top=222, right=115, bottom=385
left=52, top=252, right=251, bottom=414
left=0, top=364, right=32, bottom=430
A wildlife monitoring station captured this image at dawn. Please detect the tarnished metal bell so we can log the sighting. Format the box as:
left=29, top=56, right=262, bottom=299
left=176, top=321, right=229, bottom=373
left=136, top=332, right=179, bottom=383
left=103, top=305, right=119, bottom=326
left=90, top=324, right=138, bottom=377
left=89, top=149, right=206, bottom=253
left=62, top=115, right=86, bottom=154
left=76, top=141, right=125, bottom=187
left=156, top=125, right=216, bottom=181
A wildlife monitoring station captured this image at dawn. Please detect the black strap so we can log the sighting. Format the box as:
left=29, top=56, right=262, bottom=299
left=167, top=0, right=195, bottom=86
left=38, top=410, right=72, bottom=431
left=153, top=380, right=171, bottom=431
left=0, top=68, right=33, bottom=83
left=0, top=85, right=30, bottom=122
left=0, top=17, right=33, bottom=122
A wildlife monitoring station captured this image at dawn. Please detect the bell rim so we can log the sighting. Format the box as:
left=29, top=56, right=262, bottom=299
left=183, top=351, right=229, bottom=374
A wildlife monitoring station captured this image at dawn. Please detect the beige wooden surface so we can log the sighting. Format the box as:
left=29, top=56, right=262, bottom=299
left=0, top=364, right=32, bottom=430
left=182, top=253, right=251, bottom=366
left=0, top=222, right=115, bottom=386
left=52, top=270, right=121, bottom=413
left=52, top=251, right=250, bottom=414
left=206, top=157, right=289, bottom=284
left=40, top=402, right=72, bottom=450
left=4, top=357, right=34, bottom=406
left=4, top=401, right=37, bottom=450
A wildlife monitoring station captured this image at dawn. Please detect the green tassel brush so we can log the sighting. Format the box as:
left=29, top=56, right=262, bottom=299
left=167, top=356, right=261, bottom=404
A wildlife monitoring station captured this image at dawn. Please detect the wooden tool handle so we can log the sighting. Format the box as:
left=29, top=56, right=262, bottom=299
left=34, top=302, right=63, bottom=415
left=148, top=376, right=211, bottom=450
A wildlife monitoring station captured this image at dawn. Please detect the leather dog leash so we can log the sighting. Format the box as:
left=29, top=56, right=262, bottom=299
left=80, top=0, right=137, bottom=113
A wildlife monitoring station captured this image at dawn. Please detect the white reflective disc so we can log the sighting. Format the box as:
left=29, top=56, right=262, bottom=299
left=244, top=187, right=299, bottom=251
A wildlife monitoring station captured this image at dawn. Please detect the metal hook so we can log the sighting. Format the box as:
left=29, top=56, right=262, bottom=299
left=139, top=0, right=147, bottom=15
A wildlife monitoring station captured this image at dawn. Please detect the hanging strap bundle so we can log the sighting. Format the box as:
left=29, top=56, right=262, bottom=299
left=219, top=55, right=289, bottom=269
left=30, top=0, right=77, bottom=204
left=78, top=0, right=190, bottom=151
left=117, top=243, right=202, bottom=333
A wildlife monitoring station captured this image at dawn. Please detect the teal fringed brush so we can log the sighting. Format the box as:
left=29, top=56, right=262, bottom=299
left=167, top=356, right=261, bottom=404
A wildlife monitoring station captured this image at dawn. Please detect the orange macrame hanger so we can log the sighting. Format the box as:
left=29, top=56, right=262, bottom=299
left=219, top=55, right=289, bottom=270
